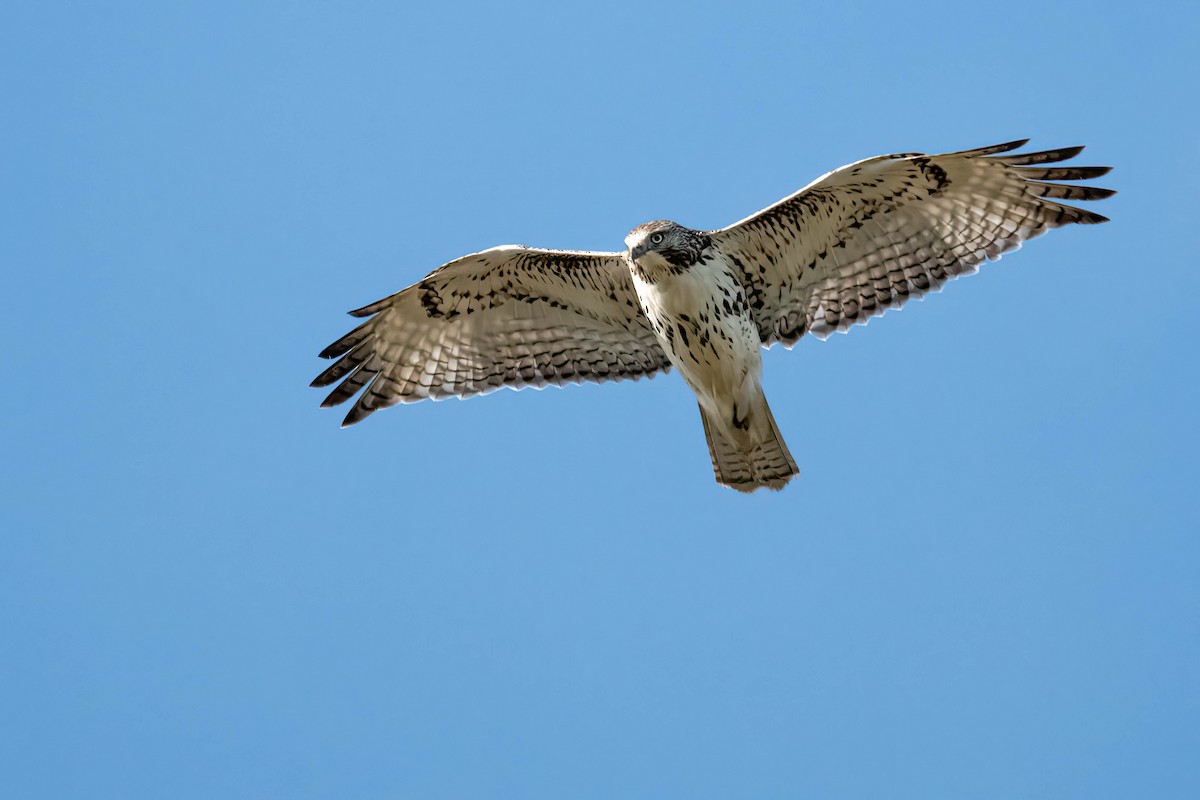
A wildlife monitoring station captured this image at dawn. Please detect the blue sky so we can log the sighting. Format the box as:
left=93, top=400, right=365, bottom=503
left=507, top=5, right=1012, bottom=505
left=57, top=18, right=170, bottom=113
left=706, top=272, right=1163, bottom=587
left=3, top=1, right=1197, bottom=797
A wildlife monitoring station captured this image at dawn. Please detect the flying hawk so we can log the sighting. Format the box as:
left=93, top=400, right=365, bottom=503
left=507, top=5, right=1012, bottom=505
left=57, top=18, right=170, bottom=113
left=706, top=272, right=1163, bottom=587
left=312, top=139, right=1112, bottom=492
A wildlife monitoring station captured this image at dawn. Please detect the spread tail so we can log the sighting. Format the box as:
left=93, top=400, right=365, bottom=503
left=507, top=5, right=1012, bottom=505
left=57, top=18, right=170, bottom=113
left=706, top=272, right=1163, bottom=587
left=698, top=388, right=798, bottom=493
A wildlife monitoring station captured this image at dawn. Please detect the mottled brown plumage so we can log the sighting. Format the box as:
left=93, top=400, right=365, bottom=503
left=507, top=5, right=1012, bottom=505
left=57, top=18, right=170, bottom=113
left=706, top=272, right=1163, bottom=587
left=314, top=140, right=1112, bottom=491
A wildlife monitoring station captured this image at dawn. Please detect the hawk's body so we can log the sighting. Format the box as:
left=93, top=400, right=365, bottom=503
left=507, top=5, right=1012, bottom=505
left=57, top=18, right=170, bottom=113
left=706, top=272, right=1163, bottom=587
left=627, top=223, right=797, bottom=490
left=313, top=140, right=1113, bottom=492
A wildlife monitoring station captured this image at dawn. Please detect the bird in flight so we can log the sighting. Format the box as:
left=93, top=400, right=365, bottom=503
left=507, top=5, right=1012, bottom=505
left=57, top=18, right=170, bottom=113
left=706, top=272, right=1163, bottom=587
left=312, top=139, right=1112, bottom=493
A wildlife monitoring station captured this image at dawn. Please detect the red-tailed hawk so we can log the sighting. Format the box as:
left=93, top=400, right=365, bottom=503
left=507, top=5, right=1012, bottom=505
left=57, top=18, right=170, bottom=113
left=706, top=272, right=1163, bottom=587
left=313, top=140, right=1112, bottom=492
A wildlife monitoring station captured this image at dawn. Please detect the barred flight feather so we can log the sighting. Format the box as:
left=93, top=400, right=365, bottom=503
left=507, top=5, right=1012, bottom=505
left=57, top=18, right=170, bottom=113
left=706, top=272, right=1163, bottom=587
left=710, top=141, right=1112, bottom=345
left=313, top=247, right=670, bottom=426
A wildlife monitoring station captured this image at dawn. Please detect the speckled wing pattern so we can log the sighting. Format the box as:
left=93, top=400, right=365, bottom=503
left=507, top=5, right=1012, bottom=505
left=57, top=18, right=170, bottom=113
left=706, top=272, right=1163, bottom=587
left=312, top=246, right=669, bottom=426
left=710, top=140, right=1113, bottom=346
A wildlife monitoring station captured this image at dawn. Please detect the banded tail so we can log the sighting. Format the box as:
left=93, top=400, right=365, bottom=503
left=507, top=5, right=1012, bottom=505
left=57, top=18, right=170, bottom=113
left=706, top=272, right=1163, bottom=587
left=697, top=387, right=798, bottom=493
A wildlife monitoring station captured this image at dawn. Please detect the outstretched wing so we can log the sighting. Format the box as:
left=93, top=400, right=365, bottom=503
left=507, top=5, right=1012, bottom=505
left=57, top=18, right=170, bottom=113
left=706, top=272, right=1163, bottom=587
left=710, top=140, right=1114, bottom=346
left=312, top=246, right=669, bottom=425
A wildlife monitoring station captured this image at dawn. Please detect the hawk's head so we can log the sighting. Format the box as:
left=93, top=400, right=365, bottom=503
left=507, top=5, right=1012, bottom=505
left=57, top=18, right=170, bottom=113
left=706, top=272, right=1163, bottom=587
left=625, top=220, right=711, bottom=281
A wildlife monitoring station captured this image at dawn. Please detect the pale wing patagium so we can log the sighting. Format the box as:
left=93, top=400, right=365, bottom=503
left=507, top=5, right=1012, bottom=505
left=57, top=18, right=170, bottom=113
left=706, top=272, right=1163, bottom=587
left=314, top=140, right=1112, bottom=492
left=312, top=246, right=670, bottom=426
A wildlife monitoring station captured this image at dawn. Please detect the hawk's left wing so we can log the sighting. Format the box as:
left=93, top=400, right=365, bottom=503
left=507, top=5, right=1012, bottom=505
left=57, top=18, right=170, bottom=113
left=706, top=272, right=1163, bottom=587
left=710, top=140, right=1113, bottom=346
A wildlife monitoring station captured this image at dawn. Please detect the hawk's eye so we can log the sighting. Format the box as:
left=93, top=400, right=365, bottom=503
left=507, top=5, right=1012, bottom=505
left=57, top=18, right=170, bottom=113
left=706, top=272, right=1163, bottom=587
left=650, top=233, right=664, bottom=244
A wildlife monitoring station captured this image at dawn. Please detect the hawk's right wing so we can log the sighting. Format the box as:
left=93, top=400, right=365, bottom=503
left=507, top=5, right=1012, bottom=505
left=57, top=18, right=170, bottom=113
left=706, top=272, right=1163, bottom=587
left=312, top=246, right=670, bottom=426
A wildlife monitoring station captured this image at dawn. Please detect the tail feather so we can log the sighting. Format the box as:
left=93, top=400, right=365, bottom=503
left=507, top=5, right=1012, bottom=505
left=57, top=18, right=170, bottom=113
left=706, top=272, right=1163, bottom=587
left=698, top=388, right=798, bottom=493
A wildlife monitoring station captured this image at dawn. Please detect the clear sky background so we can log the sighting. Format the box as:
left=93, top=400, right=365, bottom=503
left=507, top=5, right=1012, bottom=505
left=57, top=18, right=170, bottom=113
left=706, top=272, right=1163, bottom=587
left=3, top=2, right=1197, bottom=798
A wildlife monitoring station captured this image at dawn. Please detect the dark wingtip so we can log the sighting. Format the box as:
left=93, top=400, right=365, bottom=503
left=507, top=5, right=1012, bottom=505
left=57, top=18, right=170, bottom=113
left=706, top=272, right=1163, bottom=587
left=1070, top=208, right=1111, bottom=224
left=1016, top=164, right=1112, bottom=181
left=999, top=137, right=1031, bottom=151
left=973, top=138, right=1030, bottom=156
left=348, top=296, right=391, bottom=317
left=995, top=146, right=1088, bottom=166
left=1047, top=145, right=1085, bottom=161
left=340, top=405, right=372, bottom=427
left=318, top=324, right=373, bottom=360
